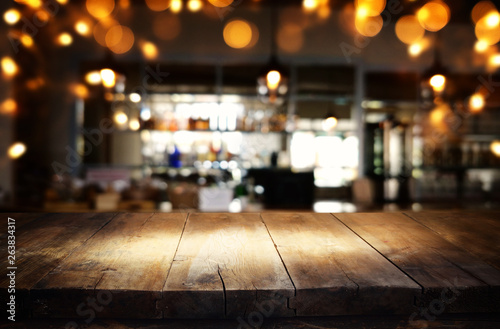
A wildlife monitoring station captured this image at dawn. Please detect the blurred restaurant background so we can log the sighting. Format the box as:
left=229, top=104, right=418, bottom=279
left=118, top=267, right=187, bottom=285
left=0, top=0, right=499, bottom=213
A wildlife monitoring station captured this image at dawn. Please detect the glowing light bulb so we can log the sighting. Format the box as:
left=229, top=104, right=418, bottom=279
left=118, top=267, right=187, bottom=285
left=429, top=74, right=446, bottom=92
left=469, top=93, right=485, bottom=112
left=171, top=0, right=182, bottom=13
left=114, top=111, right=128, bottom=125
left=129, top=118, right=140, bottom=131
left=4, top=9, right=21, bottom=25
left=485, top=11, right=500, bottom=28
left=491, top=140, right=500, bottom=157
left=129, top=93, right=142, bottom=103
left=408, top=43, right=423, bottom=57
left=475, top=39, right=489, bottom=53
left=1, top=57, right=18, bottom=78
left=8, top=142, right=26, bottom=159
left=187, top=0, right=203, bottom=12
left=489, top=54, right=500, bottom=66
left=303, top=0, right=318, bottom=11
left=266, top=70, right=281, bottom=90
left=140, top=41, right=159, bottom=59
left=100, top=69, right=116, bottom=88
left=75, top=21, right=91, bottom=36
left=322, top=116, right=338, bottom=131
left=57, top=32, right=73, bottom=46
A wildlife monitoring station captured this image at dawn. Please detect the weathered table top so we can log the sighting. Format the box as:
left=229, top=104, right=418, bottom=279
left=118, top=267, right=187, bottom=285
left=1, top=211, right=499, bottom=324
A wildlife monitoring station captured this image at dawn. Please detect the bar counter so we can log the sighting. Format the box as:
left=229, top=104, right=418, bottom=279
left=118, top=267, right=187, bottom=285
left=1, top=211, right=499, bottom=327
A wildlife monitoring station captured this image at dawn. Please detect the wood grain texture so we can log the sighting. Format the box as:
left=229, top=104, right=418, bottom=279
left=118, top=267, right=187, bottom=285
left=32, top=212, right=187, bottom=319
left=335, top=212, right=500, bottom=313
left=162, top=213, right=294, bottom=319
left=261, top=213, right=420, bottom=316
left=405, top=211, right=500, bottom=271
left=0, top=213, right=114, bottom=318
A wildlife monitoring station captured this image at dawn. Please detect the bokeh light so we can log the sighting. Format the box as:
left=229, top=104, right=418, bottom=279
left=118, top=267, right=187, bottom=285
left=94, top=18, right=119, bottom=47
left=223, top=19, right=253, bottom=49
left=491, top=140, right=500, bottom=157
left=0, top=98, right=17, bottom=115
left=1, top=57, right=19, bottom=78
left=188, top=0, right=203, bottom=12
left=429, top=74, right=446, bottom=92
left=100, top=69, right=116, bottom=88
left=475, top=39, right=490, bottom=53
left=140, top=41, right=159, bottom=59
left=266, top=70, right=281, bottom=90
left=129, top=118, right=140, bottom=131
left=56, top=33, right=73, bottom=46
left=8, top=142, right=26, bottom=159
left=417, top=1, right=450, bottom=32
left=4, top=9, right=21, bottom=25
left=75, top=20, right=92, bottom=36
left=146, top=0, right=171, bottom=12
left=208, top=0, right=233, bottom=8
left=355, top=14, right=383, bottom=37
left=170, top=0, right=183, bottom=13
left=105, top=25, right=135, bottom=54
left=72, top=83, right=89, bottom=99
left=355, top=0, right=386, bottom=17
left=85, top=71, right=102, bottom=85
left=469, top=93, right=485, bottom=112
left=472, top=1, right=497, bottom=24
left=114, top=111, right=128, bottom=125
left=86, top=0, right=115, bottom=19
left=475, top=13, right=500, bottom=45
left=303, top=0, right=319, bottom=12
left=395, top=15, right=425, bottom=45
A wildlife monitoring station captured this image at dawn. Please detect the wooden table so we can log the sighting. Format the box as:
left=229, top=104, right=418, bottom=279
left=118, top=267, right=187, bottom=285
left=1, top=211, right=499, bottom=326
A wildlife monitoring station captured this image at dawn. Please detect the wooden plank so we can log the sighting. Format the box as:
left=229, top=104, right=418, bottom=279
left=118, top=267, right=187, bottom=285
left=405, top=211, right=500, bottom=271
left=335, top=212, right=500, bottom=314
left=32, top=212, right=187, bottom=319
left=0, top=213, right=113, bottom=318
left=261, top=213, right=421, bottom=316
left=161, top=213, right=295, bottom=319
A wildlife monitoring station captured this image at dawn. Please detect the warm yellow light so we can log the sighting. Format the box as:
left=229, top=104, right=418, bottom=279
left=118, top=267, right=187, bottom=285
left=322, top=117, right=338, bottom=131
left=171, top=0, right=183, bottom=13
left=356, top=6, right=370, bottom=19
left=485, top=11, right=500, bottom=27
left=1, top=98, right=17, bottom=115
left=208, top=0, right=233, bottom=8
left=395, top=15, right=425, bottom=45
left=57, top=33, right=73, bottom=46
left=469, top=93, right=485, bottom=112
left=417, top=1, right=450, bottom=32
left=223, top=19, right=253, bottom=49
left=129, top=93, right=142, bottom=103
left=100, top=69, right=116, bottom=88
left=56, top=0, right=68, bottom=4
left=75, top=21, right=91, bottom=36
left=188, top=0, right=203, bottom=12
left=408, top=43, right=423, bottom=57
left=475, top=39, right=489, bottom=53
left=266, top=70, right=281, bottom=90
left=140, top=41, right=159, bottom=59
left=145, top=0, right=170, bottom=12
left=355, top=14, right=383, bottom=37
left=85, top=71, right=101, bottom=85
left=35, top=10, right=50, bottom=23
left=72, top=83, right=89, bottom=99
left=86, top=0, right=115, bottom=19
left=472, top=1, right=497, bottom=24
left=20, top=34, right=34, bottom=48
left=105, top=25, right=135, bottom=54
left=429, top=74, right=446, bottom=92
left=4, top=9, right=21, bottom=25
left=491, top=140, right=500, bottom=157
left=129, top=118, right=140, bottom=131
left=1, top=57, right=18, bottom=78
left=475, top=13, right=500, bottom=46
left=303, top=0, right=319, bottom=11
left=22, top=0, right=42, bottom=9
left=8, top=142, right=26, bottom=159
left=355, top=0, right=386, bottom=17
left=489, top=54, right=500, bottom=66
left=114, top=111, right=128, bottom=125
left=119, top=0, right=130, bottom=9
